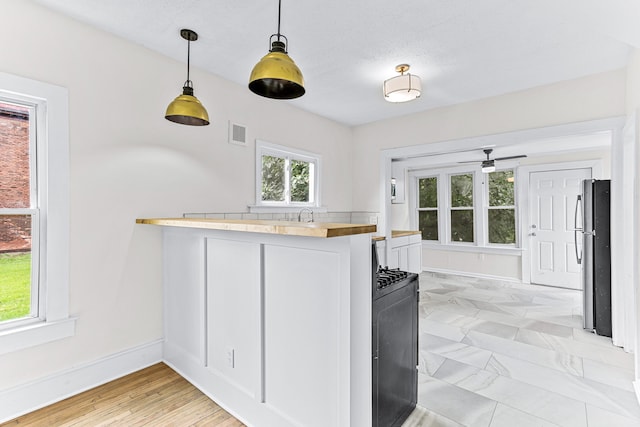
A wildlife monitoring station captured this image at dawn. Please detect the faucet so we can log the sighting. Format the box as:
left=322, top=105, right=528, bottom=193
left=297, top=208, right=314, bottom=223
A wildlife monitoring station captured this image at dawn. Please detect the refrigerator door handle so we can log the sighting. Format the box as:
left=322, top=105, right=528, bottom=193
left=574, top=195, right=582, bottom=265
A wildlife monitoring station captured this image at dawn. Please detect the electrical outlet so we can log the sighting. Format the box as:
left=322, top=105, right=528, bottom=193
left=369, top=216, right=378, bottom=224
left=226, top=347, right=235, bottom=368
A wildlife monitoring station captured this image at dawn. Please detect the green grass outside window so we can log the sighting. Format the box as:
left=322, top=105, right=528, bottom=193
left=0, top=252, right=31, bottom=322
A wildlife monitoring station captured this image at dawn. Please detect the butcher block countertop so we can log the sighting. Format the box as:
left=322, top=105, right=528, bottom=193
left=136, top=217, right=376, bottom=238
left=371, top=230, right=421, bottom=242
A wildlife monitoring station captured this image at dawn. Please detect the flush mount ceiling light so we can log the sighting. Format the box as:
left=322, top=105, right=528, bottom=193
left=383, top=64, right=422, bottom=103
left=165, top=29, right=210, bottom=126
left=249, top=0, right=305, bottom=100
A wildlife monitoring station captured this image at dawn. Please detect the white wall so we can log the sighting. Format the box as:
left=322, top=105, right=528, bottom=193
left=352, top=69, right=625, bottom=280
left=0, top=1, right=352, bottom=391
left=352, top=69, right=626, bottom=213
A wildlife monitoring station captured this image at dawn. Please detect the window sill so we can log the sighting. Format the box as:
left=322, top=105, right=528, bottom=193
left=0, top=317, right=76, bottom=355
left=421, top=242, right=523, bottom=256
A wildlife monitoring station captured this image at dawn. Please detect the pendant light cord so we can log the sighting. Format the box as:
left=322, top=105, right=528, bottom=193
left=277, top=0, right=282, bottom=41
left=186, top=37, right=192, bottom=88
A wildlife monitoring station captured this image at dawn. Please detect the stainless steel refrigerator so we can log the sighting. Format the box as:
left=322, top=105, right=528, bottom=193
left=574, top=179, right=611, bottom=337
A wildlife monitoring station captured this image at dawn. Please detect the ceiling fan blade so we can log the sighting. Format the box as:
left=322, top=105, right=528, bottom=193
left=494, top=154, right=527, bottom=161
left=457, top=159, right=482, bottom=164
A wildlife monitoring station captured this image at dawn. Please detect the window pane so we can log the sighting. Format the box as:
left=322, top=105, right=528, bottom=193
left=488, top=209, right=516, bottom=244
left=290, top=159, right=310, bottom=203
left=489, top=170, right=514, bottom=206
left=451, top=210, right=474, bottom=242
left=451, top=174, right=473, bottom=207
left=419, top=177, right=437, bottom=208
left=0, top=215, right=32, bottom=322
left=418, top=211, right=438, bottom=241
left=0, top=104, right=30, bottom=209
left=261, top=155, right=285, bottom=202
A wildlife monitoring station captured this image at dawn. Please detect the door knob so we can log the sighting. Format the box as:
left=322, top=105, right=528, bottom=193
left=528, top=232, right=537, bottom=236
left=531, top=225, right=537, bottom=229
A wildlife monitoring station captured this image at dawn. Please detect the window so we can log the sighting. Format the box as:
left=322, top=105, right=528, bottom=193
left=0, top=71, right=73, bottom=355
left=256, top=140, right=320, bottom=207
left=487, top=170, right=516, bottom=244
left=450, top=173, right=474, bottom=243
left=417, top=177, right=438, bottom=240
left=411, top=167, right=518, bottom=250
left=0, top=103, right=37, bottom=324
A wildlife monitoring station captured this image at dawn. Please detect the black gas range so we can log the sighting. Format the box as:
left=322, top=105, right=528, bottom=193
left=371, top=243, right=419, bottom=427
left=374, top=266, right=415, bottom=299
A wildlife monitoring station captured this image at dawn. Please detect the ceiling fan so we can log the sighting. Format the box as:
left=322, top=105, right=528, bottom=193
left=460, top=148, right=527, bottom=173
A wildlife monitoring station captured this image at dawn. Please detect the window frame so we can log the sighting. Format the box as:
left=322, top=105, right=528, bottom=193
left=255, top=140, right=321, bottom=208
left=448, top=172, right=476, bottom=245
left=0, top=103, right=40, bottom=323
left=416, top=175, right=439, bottom=241
left=0, top=71, right=74, bottom=355
left=485, top=169, right=517, bottom=246
left=409, top=165, right=520, bottom=251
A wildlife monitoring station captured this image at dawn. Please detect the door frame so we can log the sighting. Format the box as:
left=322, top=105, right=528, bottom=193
left=518, top=160, right=603, bottom=285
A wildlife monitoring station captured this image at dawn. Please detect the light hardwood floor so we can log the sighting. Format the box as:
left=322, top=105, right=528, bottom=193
left=1, top=363, right=245, bottom=426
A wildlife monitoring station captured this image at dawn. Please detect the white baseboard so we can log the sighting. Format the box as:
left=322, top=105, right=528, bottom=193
left=422, top=267, right=522, bottom=283
left=635, top=381, right=640, bottom=407
left=0, top=339, right=163, bottom=423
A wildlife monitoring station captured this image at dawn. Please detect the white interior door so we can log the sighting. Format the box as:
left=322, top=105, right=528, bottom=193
left=529, top=168, right=591, bottom=288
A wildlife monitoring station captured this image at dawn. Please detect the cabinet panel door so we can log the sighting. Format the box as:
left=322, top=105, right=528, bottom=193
left=263, top=245, right=341, bottom=427
left=164, top=229, right=206, bottom=363
left=399, top=247, right=409, bottom=271
left=389, top=248, right=401, bottom=269
left=375, top=240, right=387, bottom=267
left=407, top=244, right=422, bottom=274
left=206, top=238, right=261, bottom=398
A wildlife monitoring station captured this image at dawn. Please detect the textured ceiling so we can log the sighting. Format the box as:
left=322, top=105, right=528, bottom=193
left=33, top=0, right=640, bottom=126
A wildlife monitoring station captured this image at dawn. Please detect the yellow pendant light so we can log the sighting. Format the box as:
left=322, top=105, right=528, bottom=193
left=165, top=29, right=210, bottom=126
left=249, top=0, right=305, bottom=99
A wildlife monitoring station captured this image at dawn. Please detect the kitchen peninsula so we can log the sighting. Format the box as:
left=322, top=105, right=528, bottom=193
left=136, top=218, right=376, bottom=427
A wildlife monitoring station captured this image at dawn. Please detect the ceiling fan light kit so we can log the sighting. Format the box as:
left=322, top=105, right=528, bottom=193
left=383, top=64, right=422, bottom=103
left=249, top=0, right=305, bottom=100
left=481, top=161, right=496, bottom=173
left=165, top=29, right=210, bottom=126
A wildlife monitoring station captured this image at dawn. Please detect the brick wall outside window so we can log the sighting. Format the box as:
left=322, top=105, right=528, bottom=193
left=0, top=102, right=31, bottom=253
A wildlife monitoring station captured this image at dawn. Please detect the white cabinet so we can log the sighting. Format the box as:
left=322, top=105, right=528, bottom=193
left=407, top=237, right=422, bottom=273
left=374, top=239, right=386, bottom=267
left=388, top=234, right=422, bottom=274
left=161, top=227, right=372, bottom=427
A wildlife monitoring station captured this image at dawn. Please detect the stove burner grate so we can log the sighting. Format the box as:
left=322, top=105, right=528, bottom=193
left=376, top=267, right=409, bottom=289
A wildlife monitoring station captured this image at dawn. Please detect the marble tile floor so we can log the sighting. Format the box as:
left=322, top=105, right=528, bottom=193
left=402, top=272, right=639, bottom=427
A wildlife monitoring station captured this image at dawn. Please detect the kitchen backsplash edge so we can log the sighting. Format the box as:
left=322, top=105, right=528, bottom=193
left=183, top=211, right=381, bottom=225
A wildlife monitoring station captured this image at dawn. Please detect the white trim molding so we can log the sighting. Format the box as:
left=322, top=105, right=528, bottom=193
left=0, top=317, right=76, bottom=356
left=422, top=268, right=522, bottom=284
left=254, top=140, right=322, bottom=208
left=0, top=340, right=163, bottom=423
left=0, top=71, right=72, bottom=353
